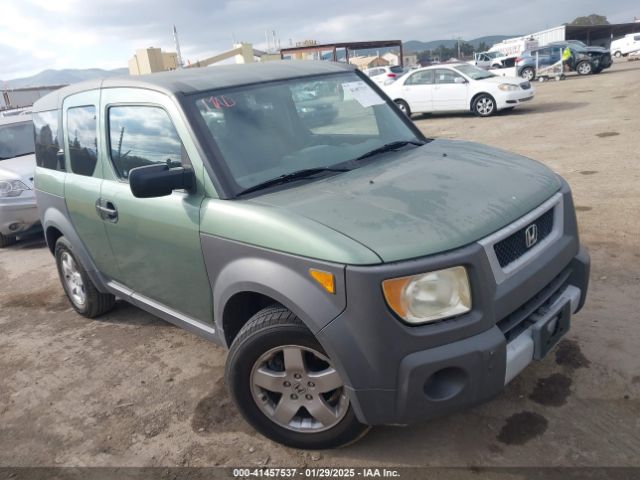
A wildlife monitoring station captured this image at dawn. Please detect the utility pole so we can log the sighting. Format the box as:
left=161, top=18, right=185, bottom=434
left=173, top=25, right=184, bottom=68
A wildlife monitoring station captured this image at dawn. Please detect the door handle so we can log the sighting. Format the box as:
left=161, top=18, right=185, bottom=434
left=96, top=199, right=118, bottom=223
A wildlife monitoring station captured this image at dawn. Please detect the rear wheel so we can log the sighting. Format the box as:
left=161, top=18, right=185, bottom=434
left=614, top=51, right=622, bottom=58
left=576, top=61, right=593, bottom=75
left=472, top=94, right=496, bottom=117
left=0, top=233, right=17, bottom=248
left=55, top=238, right=115, bottom=318
left=394, top=99, right=411, bottom=117
left=226, top=306, right=370, bottom=449
left=521, top=67, right=535, bottom=81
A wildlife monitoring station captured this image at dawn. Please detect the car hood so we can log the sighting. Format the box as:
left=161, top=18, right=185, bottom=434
left=478, top=75, right=524, bottom=86
left=249, top=139, right=561, bottom=263
left=0, top=154, right=36, bottom=183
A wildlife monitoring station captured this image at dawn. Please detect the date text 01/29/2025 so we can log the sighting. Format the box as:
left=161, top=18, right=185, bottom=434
left=232, top=468, right=401, bottom=478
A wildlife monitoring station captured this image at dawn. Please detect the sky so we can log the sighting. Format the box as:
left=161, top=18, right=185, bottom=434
left=0, top=0, right=637, bottom=80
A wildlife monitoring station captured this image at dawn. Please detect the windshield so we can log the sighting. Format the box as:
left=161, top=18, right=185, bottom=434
left=0, top=121, right=35, bottom=160
left=192, top=72, right=421, bottom=194
left=453, top=64, right=496, bottom=80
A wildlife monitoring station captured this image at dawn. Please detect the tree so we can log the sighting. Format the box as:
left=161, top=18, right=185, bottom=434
left=568, top=14, right=609, bottom=26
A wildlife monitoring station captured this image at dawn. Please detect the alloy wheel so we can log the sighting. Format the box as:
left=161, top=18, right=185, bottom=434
left=61, top=251, right=86, bottom=307
left=250, top=345, right=349, bottom=432
left=476, top=97, right=494, bottom=116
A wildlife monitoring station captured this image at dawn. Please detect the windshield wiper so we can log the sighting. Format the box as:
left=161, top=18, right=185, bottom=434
left=355, top=140, right=425, bottom=162
left=237, top=167, right=350, bottom=196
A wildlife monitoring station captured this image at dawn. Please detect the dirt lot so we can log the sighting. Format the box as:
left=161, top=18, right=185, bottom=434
left=1, top=61, right=639, bottom=469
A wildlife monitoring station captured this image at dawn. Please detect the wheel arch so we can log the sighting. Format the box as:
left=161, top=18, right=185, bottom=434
left=39, top=194, right=108, bottom=292
left=470, top=91, right=496, bottom=111
left=205, top=245, right=348, bottom=348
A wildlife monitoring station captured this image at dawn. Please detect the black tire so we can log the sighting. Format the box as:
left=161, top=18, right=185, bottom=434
left=576, top=61, right=593, bottom=75
left=55, top=237, right=115, bottom=318
left=614, top=51, right=622, bottom=58
left=226, top=306, right=370, bottom=449
left=520, top=67, right=535, bottom=81
left=472, top=94, right=496, bottom=117
left=394, top=99, right=411, bottom=117
left=0, top=233, right=17, bottom=248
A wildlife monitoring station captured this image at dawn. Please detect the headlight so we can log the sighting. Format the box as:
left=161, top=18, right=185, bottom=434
left=498, top=83, right=520, bottom=91
left=0, top=179, right=31, bottom=198
left=382, top=266, right=471, bottom=324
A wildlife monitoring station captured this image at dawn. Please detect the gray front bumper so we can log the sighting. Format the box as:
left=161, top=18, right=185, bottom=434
left=0, top=196, right=40, bottom=236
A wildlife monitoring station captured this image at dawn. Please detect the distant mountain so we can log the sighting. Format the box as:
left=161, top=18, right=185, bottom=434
left=2, top=68, right=128, bottom=89
left=403, top=35, right=521, bottom=53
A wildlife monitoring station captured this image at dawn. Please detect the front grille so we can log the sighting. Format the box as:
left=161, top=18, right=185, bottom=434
left=497, top=267, right=571, bottom=341
left=494, top=208, right=554, bottom=268
left=520, top=81, right=531, bottom=90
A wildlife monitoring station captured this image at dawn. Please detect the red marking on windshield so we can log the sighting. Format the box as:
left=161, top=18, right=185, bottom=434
left=204, top=95, right=236, bottom=109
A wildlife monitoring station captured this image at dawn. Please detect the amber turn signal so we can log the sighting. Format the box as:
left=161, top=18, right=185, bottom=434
left=309, top=269, right=335, bottom=294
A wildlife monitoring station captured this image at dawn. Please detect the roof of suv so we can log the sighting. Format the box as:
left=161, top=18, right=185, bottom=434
left=33, top=61, right=354, bottom=112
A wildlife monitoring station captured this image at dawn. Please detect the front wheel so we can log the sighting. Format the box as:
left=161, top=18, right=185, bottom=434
left=226, top=306, right=370, bottom=449
left=576, top=61, right=593, bottom=75
left=394, top=99, right=411, bottom=117
left=472, top=94, right=496, bottom=117
left=614, top=51, right=622, bottom=58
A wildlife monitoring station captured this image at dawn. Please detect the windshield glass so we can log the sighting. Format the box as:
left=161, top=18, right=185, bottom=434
left=0, top=121, right=34, bottom=160
left=192, top=72, right=420, bottom=194
left=453, top=64, right=496, bottom=80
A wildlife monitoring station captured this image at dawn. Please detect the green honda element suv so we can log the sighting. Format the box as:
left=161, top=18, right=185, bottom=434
left=34, top=61, right=589, bottom=449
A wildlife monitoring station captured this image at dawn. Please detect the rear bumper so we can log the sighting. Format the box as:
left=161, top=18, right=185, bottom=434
left=0, top=196, right=40, bottom=236
left=318, top=182, right=590, bottom=425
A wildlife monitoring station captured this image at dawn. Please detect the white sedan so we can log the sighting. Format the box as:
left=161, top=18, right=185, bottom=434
left=381, top=63, right=534, bottom=117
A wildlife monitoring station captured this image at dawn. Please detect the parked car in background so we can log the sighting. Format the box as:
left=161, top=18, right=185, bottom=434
left=383, top=63, right=534, bottom=117
left=33, top=61, right=588, bottom=450
left=548, top=41, right=612, bottom=72
left=363, top=65, right=405, bottom=86
left=610, top=34, right=640, bottom=57
left=516, top=42, right=609, bottom=80
left=472, top=51, right=514, bottom=70
left=0, top=114, right=39, bottom=247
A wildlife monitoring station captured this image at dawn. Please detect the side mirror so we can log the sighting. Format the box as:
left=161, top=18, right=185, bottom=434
left=454, top=77, right=467, bottom=84
left=129, top=163, right=195, bottom=198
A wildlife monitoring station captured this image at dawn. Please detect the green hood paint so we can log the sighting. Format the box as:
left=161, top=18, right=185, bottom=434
left=247, top=139, right=561, bottom=263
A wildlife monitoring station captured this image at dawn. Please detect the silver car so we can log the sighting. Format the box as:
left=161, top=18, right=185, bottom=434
left=0, top=113, right=39, bottom=247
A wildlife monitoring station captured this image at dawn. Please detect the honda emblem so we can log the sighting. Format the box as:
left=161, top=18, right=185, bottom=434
left=525, top=224, right=538, bottom=248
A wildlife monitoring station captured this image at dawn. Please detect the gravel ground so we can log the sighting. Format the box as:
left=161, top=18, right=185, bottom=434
left=0, top=60, right=638, bottom=469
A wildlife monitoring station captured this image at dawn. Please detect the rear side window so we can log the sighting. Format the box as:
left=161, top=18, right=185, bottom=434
left=67, top=106, right=98, bottom=177
left=108, top=106, right=183, bottom=179
left=33, top=110, right=62, bottom=170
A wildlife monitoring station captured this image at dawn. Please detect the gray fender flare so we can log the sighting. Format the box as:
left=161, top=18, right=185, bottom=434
left=199, top=233, right=348, bottom=344
left=40, top=195, right=108, bottom=292
left=212, top=256, right=347, bottom=339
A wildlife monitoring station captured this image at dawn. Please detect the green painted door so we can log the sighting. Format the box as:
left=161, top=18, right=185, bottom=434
left=98, top=88, right=213, bottom=323
left=62, top=90, right=120, bottom=279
